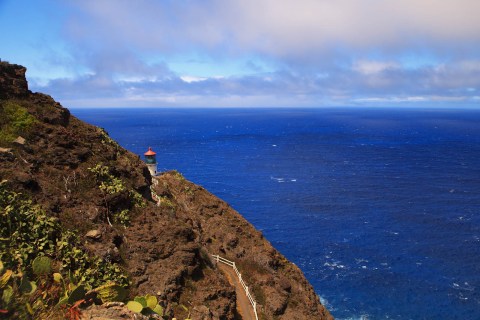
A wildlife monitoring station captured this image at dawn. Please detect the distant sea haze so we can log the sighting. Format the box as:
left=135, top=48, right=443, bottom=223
left=73, top=107, right=480, bottom=320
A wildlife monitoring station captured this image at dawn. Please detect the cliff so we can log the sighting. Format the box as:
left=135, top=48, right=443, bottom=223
left=0, top=61, right=29, bottom=99
left=0, top=61, right=333, bottom=320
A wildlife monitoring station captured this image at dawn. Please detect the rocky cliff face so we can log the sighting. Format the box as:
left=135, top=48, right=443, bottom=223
left=0, top=62, right=333, bottom=320
left=0, top=61, right=29, bottom=99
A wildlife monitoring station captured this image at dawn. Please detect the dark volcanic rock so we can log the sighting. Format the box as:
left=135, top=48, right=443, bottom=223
left=0, top=61, right=29, bottom=99
left=29, top=92, right=71, bottom=126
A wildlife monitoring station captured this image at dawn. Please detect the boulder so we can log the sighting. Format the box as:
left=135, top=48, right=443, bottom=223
left=86, top=229, right=102, bottom=241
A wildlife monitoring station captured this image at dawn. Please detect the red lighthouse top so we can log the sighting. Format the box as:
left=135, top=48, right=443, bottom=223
left=144, top=147, right=156, bottom=156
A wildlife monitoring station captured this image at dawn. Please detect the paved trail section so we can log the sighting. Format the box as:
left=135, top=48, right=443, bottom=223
left=218, top=263, right=256, bottom=320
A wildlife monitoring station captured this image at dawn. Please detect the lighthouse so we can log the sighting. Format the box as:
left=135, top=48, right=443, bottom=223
left=144, top=147, right=157, bottom=177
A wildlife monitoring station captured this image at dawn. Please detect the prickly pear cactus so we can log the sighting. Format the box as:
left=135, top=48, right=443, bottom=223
left=145, top=294, right=157, bottom=309
left=19, top=276, right=37, bottom=295
left=134, top=296, right=147, bottom=308
left=32, top=256, right=52, bottom=275
left=67, top=285, right=86, bottom=305
left=127, top=294, right=164, bottom=316
left=153, top=304, right=164, bottom=316
left=93, top=282, right=127, bottom=303
left=126, top=300, right=144, bottom=313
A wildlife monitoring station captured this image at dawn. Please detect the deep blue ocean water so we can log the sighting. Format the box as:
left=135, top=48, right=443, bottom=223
left=72, top=107, right=480, bottom=320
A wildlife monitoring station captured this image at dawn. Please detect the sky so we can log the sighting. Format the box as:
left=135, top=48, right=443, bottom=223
left=1, top=0, right=479, bottom=108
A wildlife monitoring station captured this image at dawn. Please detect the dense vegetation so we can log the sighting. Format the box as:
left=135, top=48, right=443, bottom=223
left=0, top=181, right=129, bottom=318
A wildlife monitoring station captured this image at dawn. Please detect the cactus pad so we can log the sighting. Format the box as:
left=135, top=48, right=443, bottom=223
left=127, top=300, right=144, bottom=313
left=32, top=256, right=52, bottom=275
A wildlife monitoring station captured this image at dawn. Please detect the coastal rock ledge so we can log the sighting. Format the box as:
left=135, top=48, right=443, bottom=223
left=0, top=61, right=333, bottom=320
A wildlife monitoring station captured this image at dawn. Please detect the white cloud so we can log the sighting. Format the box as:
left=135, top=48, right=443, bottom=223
left=180, top=76, right=208, bottom=83
left=353, top=60, right=399, bottom=75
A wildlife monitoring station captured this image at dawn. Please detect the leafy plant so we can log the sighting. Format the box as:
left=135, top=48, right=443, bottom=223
left=56, top=231, right=129, bottom=288
left=113, top=209, right=131, bottom=226
left=88, top=164, right=126, bottom=195
left=0, top=259, right=41, bottom=317
left=0, top=180, right=61, bottom=271
left=126, top=294, right=164, bottom=316
left=130, top=190, right=146, bottom=208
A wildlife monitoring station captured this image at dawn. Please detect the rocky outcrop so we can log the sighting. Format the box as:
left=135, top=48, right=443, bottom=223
left=0, top=61, right=333, bottom=319
left=0, top=61, right=29, bottom=99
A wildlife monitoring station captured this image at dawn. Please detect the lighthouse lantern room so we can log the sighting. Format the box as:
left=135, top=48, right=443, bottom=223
left=144, top=147, right=157, bottom=176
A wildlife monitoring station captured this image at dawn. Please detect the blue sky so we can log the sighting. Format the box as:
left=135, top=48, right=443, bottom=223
left=1, top=0, right=479, bottom=108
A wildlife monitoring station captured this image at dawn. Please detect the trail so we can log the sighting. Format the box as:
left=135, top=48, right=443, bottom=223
left=218, top=263, right=256, bottom=320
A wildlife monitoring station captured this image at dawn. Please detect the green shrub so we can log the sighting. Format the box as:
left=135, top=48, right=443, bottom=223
left=88, top=164, right=148, bottom=227
left=171, top=170, right=186, bottom=181
left=114, top=209, right=131, bottom=226
left=130, top=190, right=146, bottom=208
left=97, top=127, right=120, bottom=148
left=0, top=101, right=36, bottom=145
left=159, top=196, right=175, bottom=209
left=88, top=164, right=126, bottom=195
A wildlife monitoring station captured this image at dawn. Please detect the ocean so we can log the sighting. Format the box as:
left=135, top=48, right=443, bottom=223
left=72, top=107, right=480, bottom=320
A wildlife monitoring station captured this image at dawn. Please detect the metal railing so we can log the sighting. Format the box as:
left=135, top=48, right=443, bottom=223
left=212, top=254, right=258, bottom=320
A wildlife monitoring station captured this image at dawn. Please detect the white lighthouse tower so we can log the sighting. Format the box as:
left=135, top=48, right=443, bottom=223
left=144, top=147, right=158, bottom=177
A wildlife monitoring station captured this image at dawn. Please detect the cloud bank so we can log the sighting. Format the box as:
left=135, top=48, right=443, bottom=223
left=26, top=0, right=480, bottom=107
